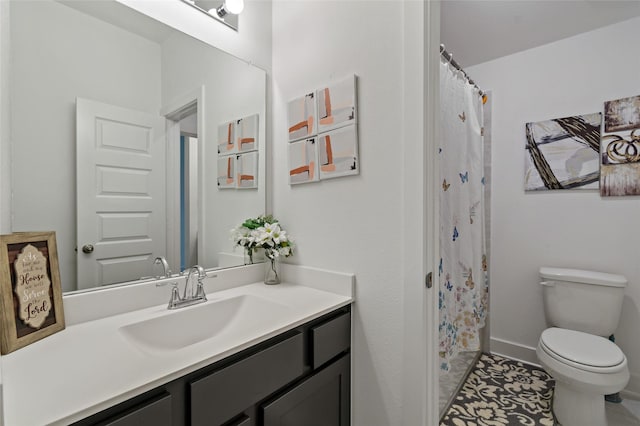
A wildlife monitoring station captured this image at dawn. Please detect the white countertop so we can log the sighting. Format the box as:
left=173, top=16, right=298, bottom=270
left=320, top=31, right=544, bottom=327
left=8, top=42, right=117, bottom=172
left=1, top=265, right=354, bottom=425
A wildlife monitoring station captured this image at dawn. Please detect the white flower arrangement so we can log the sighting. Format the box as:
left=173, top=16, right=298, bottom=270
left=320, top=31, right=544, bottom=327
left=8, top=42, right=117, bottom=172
left=231, top=215, right=294, bottom=260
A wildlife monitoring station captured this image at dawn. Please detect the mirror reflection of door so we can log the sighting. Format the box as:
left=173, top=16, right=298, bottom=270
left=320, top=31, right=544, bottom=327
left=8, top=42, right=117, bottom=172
left=165, top=101, right=200, bottom=274
left=76, top=98, right=167, bottom=288
left=179, top=113, right=199, bottom=271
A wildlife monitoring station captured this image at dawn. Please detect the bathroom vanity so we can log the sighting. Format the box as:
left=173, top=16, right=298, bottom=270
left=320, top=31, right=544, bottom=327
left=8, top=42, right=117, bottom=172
left=1, top=264, right=354, bottom=425
left=75, top=306, right=350, bottom=426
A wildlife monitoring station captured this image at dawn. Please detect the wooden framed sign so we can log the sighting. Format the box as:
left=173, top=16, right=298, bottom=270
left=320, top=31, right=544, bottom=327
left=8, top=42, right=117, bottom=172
left=0, top=232, right=65, bottom=354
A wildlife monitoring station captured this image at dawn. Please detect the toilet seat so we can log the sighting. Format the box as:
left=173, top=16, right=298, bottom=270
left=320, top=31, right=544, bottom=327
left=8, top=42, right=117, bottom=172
left=540, top=328, right=626, bottom=374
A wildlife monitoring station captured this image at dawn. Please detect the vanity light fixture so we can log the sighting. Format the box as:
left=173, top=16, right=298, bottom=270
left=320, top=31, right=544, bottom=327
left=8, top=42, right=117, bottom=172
left=180, top=0, right=243, bottom=31
left=213, top=0, right=244, bottom=17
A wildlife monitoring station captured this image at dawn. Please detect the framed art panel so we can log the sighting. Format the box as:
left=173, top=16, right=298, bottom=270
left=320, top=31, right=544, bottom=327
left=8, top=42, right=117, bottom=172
left=289, top=137, right=319, bottom=185
left=0, top=231, right=65, bottom=354
left=217, top=155, right=235, bottom=189
left=601, top=94, right=640, bottom=196
left=287, top=93, right=317, bottom=142
left=237, top=151, right=259, bottom=189
left=524, top=113, right=601, bottom=190
left=604, top=94, right=640, bottom=133
left=237, top=114, right=259, bottom=153
left=217, top=120, right=236, bottom=156
left=318, top=125, right=359, bottom=180
left=317, top=75, right=357, bottom=134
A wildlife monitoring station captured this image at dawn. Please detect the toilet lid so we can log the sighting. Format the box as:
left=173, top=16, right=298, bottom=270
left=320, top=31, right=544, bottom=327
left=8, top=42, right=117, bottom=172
left=540, top=328, right=625, bottom=368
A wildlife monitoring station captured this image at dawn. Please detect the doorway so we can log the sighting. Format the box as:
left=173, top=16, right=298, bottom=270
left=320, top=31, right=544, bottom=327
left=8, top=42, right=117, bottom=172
left=162, top=87, right=205, bottom=274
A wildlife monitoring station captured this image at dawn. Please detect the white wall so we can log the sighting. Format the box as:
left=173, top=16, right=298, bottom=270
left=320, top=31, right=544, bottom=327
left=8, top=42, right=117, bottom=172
left=160, top=31, right=266, bottom=269
left=468, top=17, right=640, bottom=394
left=272, top=2, right=429, bottom=424
left=10, top=1, right=161, bottom=292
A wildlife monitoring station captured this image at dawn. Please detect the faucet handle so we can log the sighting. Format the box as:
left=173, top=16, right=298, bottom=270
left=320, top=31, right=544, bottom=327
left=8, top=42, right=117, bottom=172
left=195, top=281, right=208, bottom=301
left=156, top=282, right=182, bottom=309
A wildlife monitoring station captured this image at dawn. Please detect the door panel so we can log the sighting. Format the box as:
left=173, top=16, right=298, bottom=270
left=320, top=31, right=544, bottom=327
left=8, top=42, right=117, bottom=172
left=76, top=98, right=166, bottom=288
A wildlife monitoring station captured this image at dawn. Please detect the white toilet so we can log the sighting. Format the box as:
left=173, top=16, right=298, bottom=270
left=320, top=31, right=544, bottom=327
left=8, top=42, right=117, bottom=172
left=536, top=267, right=629, bottom=426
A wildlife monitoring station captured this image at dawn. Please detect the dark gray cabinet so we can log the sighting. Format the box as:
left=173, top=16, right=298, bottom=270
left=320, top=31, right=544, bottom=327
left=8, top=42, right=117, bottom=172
left=74, top=305, right=350, bottom=426
left=190, top=332, right=305, bottom=425
left=262, top=354, right=350, bottom=426
left=73, top=390, right=176, bottom=426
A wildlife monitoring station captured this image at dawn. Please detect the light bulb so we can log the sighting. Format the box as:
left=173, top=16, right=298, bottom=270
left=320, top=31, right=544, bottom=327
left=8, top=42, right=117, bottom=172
left=224, top=0, right=244, bottom=14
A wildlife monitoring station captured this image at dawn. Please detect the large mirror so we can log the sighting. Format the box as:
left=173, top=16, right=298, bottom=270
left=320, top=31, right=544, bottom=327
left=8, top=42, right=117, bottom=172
left=6, top=0, right=266, bottom=293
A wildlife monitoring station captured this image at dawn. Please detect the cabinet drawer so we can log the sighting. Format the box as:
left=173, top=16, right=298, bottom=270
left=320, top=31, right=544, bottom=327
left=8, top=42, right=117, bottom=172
left=262, top=354, right=350, bottom=426
left=311, top=311, right=351, bottom=369
left=100, top=392, right=172, bottom=426
left=190, top=332, right=304, bottom=426
left=227, top=414, right=251, bottom=426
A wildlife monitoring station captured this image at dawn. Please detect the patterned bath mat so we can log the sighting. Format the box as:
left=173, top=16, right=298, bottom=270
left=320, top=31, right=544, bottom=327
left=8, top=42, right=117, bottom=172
left=440, top=352, right=555, bottom=425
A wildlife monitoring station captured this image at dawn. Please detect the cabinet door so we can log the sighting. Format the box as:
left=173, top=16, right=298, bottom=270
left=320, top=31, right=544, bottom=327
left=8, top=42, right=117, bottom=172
left=262, top=354, right=350, bottom=426
left=311, top=311, right=350, bottom=369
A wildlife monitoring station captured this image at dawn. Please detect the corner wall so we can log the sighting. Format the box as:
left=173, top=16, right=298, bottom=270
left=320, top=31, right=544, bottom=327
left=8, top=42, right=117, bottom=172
left=272, top=2, right=429, bottom=424
left=468, top=17, right=640, bottom=393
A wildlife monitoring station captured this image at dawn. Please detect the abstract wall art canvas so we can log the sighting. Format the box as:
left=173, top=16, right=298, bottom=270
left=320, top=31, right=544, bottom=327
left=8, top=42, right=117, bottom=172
left=217, top=120, right=236, bottom=156
left=217, top=155, right=235, bottom=189
left=318, top=125, right=359, bottom=180
left=317, top=75, right=357, bottom=133
left=288, top=137, right=319, bottom=185
left=604, top=94, right=640, bottom=133
left=601, top=94, right=640, bottom=196
left=524, top=113, right=601, bottom=191
left=236, top=151, right=258, bottom=189
left=287, top=93, right=316, bottom=142
left=236, top=114, right=259, bottom=153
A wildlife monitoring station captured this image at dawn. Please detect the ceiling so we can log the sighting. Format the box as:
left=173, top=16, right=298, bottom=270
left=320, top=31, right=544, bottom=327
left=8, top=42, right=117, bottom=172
left=441, top=0, right=640, bottom=68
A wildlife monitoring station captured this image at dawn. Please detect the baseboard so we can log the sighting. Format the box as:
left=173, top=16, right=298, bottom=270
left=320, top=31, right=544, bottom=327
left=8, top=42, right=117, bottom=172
left=621, top=373, right=640, bottom=400
left=490, top=337, right=539, bottom=367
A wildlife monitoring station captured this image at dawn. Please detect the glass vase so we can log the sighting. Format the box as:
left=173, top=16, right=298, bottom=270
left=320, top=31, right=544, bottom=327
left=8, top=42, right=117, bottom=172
left=264, top=256, right=281, bottom=285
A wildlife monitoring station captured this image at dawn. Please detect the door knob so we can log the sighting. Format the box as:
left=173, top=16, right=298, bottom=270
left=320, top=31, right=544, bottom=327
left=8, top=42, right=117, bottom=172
left=82, top=244, right=94, bottom=254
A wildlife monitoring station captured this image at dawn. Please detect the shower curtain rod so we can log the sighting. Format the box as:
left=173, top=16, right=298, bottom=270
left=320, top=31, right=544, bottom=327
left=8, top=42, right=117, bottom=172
left=440, top=44, right=485, bottom=97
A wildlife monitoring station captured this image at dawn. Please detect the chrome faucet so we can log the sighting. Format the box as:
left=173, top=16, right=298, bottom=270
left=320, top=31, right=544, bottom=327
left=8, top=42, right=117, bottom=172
left=153, top=256, right=171, bottom=279
left=184, top=265, right=206, bottom=300
left=160, top=265, right=208, bottom=310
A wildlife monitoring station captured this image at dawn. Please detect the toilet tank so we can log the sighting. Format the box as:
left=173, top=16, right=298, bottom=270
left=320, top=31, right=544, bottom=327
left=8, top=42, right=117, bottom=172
left=540, top=267, right=627, bottom=337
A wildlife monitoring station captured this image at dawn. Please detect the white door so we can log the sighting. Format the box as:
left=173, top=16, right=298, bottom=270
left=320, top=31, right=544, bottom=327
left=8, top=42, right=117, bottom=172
left=76, top=98, right=166, bottom=289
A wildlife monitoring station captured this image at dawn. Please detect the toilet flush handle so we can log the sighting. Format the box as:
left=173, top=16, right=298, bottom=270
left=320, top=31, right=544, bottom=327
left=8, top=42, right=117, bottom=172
left=540, top=281, right=555, bottom=287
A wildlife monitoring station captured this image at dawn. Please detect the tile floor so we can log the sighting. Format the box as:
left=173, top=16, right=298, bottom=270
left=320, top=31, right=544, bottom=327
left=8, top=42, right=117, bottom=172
left=438, top=350, right=479, bottom=416
left=440, top=352, right=640, bottom=426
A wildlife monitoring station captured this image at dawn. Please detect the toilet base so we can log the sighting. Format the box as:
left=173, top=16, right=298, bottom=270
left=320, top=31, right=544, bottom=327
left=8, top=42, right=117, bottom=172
left=553, top=381, right=607, bottom=426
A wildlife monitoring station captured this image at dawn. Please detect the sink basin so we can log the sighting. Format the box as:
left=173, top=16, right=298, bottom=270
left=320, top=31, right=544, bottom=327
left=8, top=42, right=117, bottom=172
left=119, top=294, right=290, bottom=353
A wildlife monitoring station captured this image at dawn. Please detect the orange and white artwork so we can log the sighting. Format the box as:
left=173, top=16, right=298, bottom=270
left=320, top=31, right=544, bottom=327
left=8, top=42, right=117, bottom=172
left=236, top=151, right=258, bottom=189
left=317, top=75, right=357, bottom=133
left=288, top=137, right=319, bottom=185
left=217, top=155, right=235, bottom=189
left=318, top=125, right=359, bottom=180
left=217, top=120, right=236, bottom=155
left=287, top=93, right=316, bottom=142
left=237, top=114, right=259, bottom=153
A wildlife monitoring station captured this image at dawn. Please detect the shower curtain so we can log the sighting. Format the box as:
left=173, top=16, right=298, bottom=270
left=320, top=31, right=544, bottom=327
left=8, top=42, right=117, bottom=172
left=438, top=58, right=488, bottom=372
